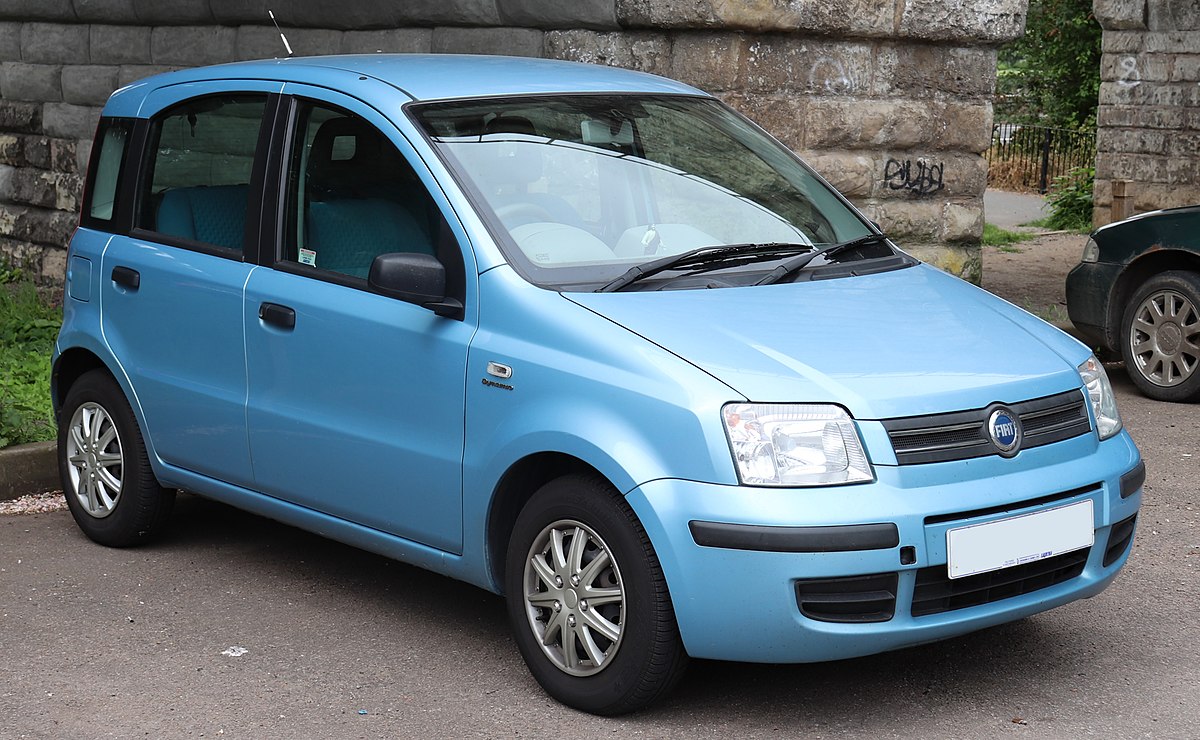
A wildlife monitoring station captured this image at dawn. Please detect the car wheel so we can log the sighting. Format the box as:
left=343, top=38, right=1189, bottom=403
left=1120, top=270, right=1200, bottom=402
left=505, top=474, right=687, bottom=715
left=59, top=370, right=175, bottom=546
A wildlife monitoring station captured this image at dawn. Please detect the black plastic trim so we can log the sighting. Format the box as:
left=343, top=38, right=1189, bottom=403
left=689, top=520, right=899, bottom=553
left=924, top=483, right=1100, bottom=526
left=1103, top=513, right=1137, bottom=567
left=795, top=573, right=898, bottom=623
left=1120, top=460, right=1145, bottom=499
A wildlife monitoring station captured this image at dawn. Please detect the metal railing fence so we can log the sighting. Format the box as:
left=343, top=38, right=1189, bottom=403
left=986, top=123, right=1096, bottom=193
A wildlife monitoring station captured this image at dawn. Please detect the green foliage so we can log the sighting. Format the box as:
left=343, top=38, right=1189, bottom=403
left=0, top=266, right=61, bottom=448
left=1045, top=166, right=1095, bottom=232
left=982, top=223, right=1038, bottom=247
left=997, top=0, right=1103, bottom=130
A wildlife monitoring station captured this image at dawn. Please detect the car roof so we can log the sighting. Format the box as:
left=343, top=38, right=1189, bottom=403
left=106, top=54, right=706, bottom=114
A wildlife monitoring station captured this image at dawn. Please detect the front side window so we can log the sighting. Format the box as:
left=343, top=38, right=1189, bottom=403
left=412, top=95, right=886, bottom=291
left=281, top=101, right=440, bottom=281
left=137, top=95, right=268, bottom=253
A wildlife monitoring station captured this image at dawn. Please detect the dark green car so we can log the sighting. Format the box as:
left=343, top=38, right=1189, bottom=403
left=1066, top=205, right=1200, bottom=402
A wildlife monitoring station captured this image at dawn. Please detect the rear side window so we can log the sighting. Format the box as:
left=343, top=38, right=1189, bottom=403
left=81, top=119, right=132, bottom=228
left=136, top=95, right=268, bottom=253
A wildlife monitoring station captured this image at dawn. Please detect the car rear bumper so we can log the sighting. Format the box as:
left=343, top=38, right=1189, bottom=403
left=626, top=430, right=1142, bottom=663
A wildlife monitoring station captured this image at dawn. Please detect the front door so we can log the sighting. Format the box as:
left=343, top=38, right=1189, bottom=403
left=243, top=87, right=474, bottom=553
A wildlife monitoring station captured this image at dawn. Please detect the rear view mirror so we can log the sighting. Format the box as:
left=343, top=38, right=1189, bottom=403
left=581, top=119, right=634, bottom=148
left=368, top=252, right=463, bottom=319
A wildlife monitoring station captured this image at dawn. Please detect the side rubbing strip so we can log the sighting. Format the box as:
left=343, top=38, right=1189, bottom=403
left=689, top=521, right=899, bottom=553
left=1120, top=460, right=1145, bottom=499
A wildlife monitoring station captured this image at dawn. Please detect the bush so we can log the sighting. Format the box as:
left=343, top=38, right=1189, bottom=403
left=0, top=266, right=61, bottom=448
left=1044, top=166, right=1094, bottom=232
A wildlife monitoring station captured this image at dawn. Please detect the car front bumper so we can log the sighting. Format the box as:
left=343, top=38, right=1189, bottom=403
left=626, top=430, right=1142, bottom=663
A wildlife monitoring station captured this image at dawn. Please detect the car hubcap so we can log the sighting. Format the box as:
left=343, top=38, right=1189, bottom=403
left=66, top=402, right=124, bottom=518
left=1130, top=289, right=1200, bottom=387
left=522, top=519, right=625, bottom=676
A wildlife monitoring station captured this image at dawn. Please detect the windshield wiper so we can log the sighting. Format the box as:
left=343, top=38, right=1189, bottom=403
left=596, top=242, right=812, bottom=293
left=753, top=233, right=890, bottom=286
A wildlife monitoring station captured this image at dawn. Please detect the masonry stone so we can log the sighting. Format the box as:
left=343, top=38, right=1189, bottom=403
left=498, top=0, right=618, bottom=30
left=942, top=202, right=985, bottom=242
left=235, top=26, right=343, bottom=61
left=117, top=65, right=177, bottom=88
left=23, top=136, right=50, bottom=169
left=799, top=151, right=876, bottom=199
left=0, top=1, right=75, bottom=23
left=0, top=63, right=63, bottom=103
left=21, top=23, right=89, bottom=64
left=0, top=101, right=42, bottom=134
left=934, top=102, right=993, bottom=153
left=670, top=33, right=743, bottom=92
left=1094, top=0, right=1148, bottom=30
left=875, top=44, right=997, bottom=99
left=803, top=100, right=933, bottom=150
left=89, top=25, right=151, bottom=64
left=616, top=0, right=897, bottom=38
left=0, top=164, right=14, bottom=204
left=151, top=26, right=237, bottom=66
left=131, top=0, right=215, bottom=26
left=897, top=0, right=1027, bottom=43
left=0, top=23, right=22, bottom=61
left=1147, top=1, right=1200, bottom=31
left=61, top=65, right=119, bottom=106
left=9, top=168, right=59, bottom=209
left=40, top=245, right=66, bottom=282
left=73, top=0, right=138, bottom=24
left=740, top=37, right=873, bottom=97
left=431, top=26, right=544, bottom=57
left=719, top=92, right=807, bottom=150
left=341, top=29, right=434, bottom=55
left=50, top=138, right=79, bottom=173
left=42, top=103, right=101, bottom=140
left=544, top=30, right=672, bottom=76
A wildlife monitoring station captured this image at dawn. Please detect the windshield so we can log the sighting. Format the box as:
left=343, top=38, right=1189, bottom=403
left=411, top=95, right=884, bottom=290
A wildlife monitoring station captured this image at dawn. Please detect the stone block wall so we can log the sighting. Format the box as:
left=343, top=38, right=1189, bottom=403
left=0, top=1, right=1027, bottom=285
left=1094, top=0, right=1200, bottom=224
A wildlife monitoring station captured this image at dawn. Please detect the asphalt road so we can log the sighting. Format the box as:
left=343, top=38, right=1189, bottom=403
left=2, top=369, right=1197, bottom=739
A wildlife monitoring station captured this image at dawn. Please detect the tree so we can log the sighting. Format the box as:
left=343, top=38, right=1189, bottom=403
left=996, top=0, right=1103, bottom=130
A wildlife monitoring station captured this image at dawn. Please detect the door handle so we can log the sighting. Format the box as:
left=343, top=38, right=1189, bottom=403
left=259, top=302, right=296, bottom=330
left=111, top=266, right=140, bottom=291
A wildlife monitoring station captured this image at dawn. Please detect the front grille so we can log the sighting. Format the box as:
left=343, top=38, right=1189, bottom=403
left=911, top=548, right=1089, bottom=617
left=1103, top=514, right=1137, bottom=566
left=795, top=573, right=898, bottom=623
left=884, top=389, right=1091, bottom=465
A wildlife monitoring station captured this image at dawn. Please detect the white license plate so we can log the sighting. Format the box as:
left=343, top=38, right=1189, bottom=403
left=946, top=499, right=1094, bottom=579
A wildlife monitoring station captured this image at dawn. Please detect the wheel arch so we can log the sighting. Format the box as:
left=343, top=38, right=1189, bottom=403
left=52, top=348, right=114, bottom=421
left=485, top=452, right=610, bottom=594
left=1109, top=250, right=1200, bottom=348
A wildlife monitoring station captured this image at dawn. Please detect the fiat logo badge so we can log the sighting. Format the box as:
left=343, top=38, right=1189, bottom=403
left=987, top=406, right=1022, bottom=457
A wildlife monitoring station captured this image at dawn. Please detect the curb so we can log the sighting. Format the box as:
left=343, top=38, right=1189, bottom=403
left=0, top=441, right=59, bottom=501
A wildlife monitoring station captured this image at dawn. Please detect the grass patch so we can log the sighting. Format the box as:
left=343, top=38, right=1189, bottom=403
left=983, top=223, right=1038, bottom=247
left=0, top=264, right=61, bottom=448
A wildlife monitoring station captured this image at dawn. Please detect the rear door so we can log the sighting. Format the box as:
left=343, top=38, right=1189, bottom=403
left=100, top=83, right=281, bottom=487
left=242, top=83, right=476, bottom=553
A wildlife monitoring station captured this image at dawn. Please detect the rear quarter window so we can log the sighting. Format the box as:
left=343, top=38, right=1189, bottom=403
left=80, top=119, right=133, bottom=230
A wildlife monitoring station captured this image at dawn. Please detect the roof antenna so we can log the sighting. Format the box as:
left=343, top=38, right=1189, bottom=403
left=268, top=10, right=294, bottom=57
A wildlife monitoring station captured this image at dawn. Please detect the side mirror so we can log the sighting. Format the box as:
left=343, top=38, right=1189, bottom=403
left=368, top=252, right=463, bottom=319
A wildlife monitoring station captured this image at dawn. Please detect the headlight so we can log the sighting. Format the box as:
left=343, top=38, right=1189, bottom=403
left=1081, top=237, right=1100, bottom=263
left=722, top=403, right=873, bottom=486
left=1078, top=355, right=1121, bottom=440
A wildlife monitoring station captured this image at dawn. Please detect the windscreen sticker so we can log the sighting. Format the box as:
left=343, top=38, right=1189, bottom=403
left=299, top=248, right=317, bottom=266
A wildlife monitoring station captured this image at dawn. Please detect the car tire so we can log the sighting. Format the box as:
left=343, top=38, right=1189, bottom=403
left=1120, top=270, right=1200, bottom=402
left=505, top=473, right=688, bottom=715
left=59, top=370, right=175, bottom=546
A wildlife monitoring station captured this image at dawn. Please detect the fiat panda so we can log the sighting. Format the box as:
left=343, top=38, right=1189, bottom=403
left=55, top=55, right=1143, bottom=714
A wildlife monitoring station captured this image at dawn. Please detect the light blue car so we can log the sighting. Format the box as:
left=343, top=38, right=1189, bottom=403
left=54, top=54, right=1143, bottom=714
